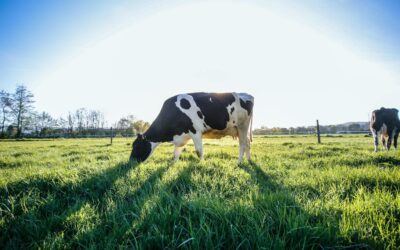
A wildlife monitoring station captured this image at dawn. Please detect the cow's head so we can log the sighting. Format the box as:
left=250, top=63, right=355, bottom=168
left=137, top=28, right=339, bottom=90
left=129, top=134, right=152, bottom=162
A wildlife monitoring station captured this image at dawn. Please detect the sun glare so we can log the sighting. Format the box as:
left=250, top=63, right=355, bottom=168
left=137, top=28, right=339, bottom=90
left=33, top=2, right=398, bottom=127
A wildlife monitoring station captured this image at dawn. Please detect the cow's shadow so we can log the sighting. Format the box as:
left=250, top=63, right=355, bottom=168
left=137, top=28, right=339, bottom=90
left=0, top=159, right=171, bottom=248
left=1, top=158, right=372, bottom=249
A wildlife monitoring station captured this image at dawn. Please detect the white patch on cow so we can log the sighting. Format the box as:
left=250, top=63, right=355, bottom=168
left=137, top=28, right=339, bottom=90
left=381, top=123, right=388, bottom=135
left=209, top=97, right=212, bottom=102
left=175, top=94, right=207, bottom=134
left=172, top=133, right=191, bottom=147
left=172, top=133, right=191, bottom=160
left=150, top=142, right=159, bottom=151
left=380, top=123, right=388, bottom=142
left=149, top=142, right=160, bottom=157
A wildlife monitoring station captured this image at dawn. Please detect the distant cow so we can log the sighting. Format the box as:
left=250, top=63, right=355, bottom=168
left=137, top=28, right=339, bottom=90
left=370, top=107, right=400, bottom=151
left=130, top=92, right=254, bottom=162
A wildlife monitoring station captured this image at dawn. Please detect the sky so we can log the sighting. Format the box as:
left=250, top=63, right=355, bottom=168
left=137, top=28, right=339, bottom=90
left=1, top=0, right=400, bottom=128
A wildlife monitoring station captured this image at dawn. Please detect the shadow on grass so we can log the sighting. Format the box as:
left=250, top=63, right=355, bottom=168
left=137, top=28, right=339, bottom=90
left=334, top=154, right=400, bottom=168
left=0, top=159, right=375, bottom=249
left=239, top=161, right=279, bottom=192
left=71, top=160, right=173, bottom=248
left=0, top=160, right=142, bottom=248
left=114, top=161, right=369, bottom=249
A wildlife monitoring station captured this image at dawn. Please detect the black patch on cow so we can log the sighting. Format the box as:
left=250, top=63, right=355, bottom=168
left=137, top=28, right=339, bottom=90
left=240, top=99, right=254, bottom=115
left=180, top=98, right=191, bottom=109
left=197, top=111, right=203, bottom=119
left=189, top=92, right=235, bottom=130
left=130, top=137, right=152, bottom=162
left=144, top=96, right=196, bottom=142
left=230, top=107, right=235, bottom=115
left=371, top=107, right=400, bottom=134
left=371, top=107, right=400, bottom=150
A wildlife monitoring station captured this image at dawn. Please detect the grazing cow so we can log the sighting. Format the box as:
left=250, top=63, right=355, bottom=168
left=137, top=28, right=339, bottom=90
left=370, top=107, right=400, bottom=151
left=130, top=92, right=254, bottom=162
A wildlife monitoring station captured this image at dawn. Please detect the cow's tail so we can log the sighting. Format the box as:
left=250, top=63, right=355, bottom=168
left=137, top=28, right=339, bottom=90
left=249, top=110, right=253, bottom=142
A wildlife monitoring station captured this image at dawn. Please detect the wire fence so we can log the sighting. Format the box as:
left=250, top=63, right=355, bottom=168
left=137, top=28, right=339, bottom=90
left=1, top=127, right=136, bottom=139
left=10, top=131, right=371, bottom=139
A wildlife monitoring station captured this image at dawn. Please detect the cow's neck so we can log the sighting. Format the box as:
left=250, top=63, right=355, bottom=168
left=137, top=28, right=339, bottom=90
left=143, top=126, right=166, bottom=143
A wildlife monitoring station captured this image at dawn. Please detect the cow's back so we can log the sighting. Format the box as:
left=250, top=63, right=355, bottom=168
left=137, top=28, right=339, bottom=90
left=371, top=107, right=400, bottom=132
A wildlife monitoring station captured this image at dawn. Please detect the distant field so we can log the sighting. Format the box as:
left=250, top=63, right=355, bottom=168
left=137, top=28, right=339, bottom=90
left=1, top=135, right=400, bottom=249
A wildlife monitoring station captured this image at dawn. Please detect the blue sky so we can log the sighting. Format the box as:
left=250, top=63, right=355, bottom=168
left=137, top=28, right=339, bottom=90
left=1, top=0, right=399, bottom=127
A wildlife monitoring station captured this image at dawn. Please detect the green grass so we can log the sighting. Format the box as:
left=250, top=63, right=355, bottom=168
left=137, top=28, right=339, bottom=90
left=1, top=136, right=400, bottom=249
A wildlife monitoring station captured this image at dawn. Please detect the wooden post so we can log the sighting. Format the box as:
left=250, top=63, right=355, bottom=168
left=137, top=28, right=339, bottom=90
left=110, top=127, right=113, bottom=145
left=316, top=120, right=321, bottom=144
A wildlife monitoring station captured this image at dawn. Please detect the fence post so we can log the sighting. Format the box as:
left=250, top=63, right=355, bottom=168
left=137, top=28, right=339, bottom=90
left=110, top=127, right=113, bottom=145
left=316, top=120, right=321, bottom=144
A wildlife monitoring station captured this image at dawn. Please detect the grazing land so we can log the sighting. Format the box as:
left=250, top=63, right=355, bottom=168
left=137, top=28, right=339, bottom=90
left=1, top=136, right=400, bottom=249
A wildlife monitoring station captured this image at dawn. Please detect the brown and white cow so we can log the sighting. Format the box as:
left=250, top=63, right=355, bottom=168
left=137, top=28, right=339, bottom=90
left=130, top=92, right=254, bottom=162
left=370, top=107, right=400, bottom=151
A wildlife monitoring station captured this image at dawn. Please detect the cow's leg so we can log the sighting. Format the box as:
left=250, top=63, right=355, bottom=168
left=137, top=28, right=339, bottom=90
left=238, top=134, right=246, bottom=163
left=394, top=130, right=399, bottom=150
left=387, top=135, right=393, bottom=150
left=382, top=135, right=387, bottom=150
left=238, top=124, right=250, bottom=163
left=387, top=128, right=395, bottom=150
left=191, top=133, right=204, bottom=160
left=245, top=137, right=251, bottom=161
left=174, top=146, right=184, bottom=161
left=372, top=129, right=379, bottom=152
left=172, top=134, right=190, bottom=161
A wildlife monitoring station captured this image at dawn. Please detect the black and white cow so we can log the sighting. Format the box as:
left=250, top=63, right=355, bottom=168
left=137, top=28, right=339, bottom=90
left=370, top=107, right=400, bottom=151
left=130, top=92, right=254, bottom=162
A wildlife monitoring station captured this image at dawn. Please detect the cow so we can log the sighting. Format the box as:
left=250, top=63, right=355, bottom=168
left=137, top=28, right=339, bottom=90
left=370, top=107, right=400, bottom=152
left=129, top=92, right=254, bottom=163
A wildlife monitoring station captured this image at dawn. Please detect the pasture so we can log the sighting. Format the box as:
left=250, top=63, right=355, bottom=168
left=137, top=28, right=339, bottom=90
left=1, top=136, right=400, bottom=249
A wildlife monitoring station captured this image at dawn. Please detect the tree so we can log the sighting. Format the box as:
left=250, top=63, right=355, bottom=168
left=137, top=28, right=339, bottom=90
left=98, top=112, right=106, bottom=129
left=57, top=116, right=68, bottom=130
left=67, top=112, right=75, bottom=134
left=115, top=115, right=136, bottom=130
left=132, top=120, right=150, bottom=134
left=328, top=125, right=337, bottom=134
left=36, top=111, right=53, bottom=135
left=348, top=123, right=361, bottom=132
left=12, top=85, right=35, bottom=137
left=75, top=108, right=86, bottom=133
left=0, top=90, right=13, bottom=136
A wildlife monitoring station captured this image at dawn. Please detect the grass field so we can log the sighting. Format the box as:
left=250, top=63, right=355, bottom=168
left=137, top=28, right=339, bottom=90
left=1, top=135, right=400, bottom=249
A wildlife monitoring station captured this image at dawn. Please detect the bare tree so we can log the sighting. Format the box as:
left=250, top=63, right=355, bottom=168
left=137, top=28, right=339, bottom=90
left=37, top=111, right=53, bottom=135
left=67, top=112, right=75, bottom=134
left=12, top=85, right=35, bottom=137
left=75, top=108, right=85, bottom=133
left=116, top=115, right=136, bottom=130
left=57, top=116, right=68, bottom=131
left=99, top=111, right=106, bottom=129
left=83, top=108, right=90, bottom=130
left=0, top=90, right=13, bottom=135
left=29, top=111, right=40, bottom=135
left=88, top=110, right=100, bottom=129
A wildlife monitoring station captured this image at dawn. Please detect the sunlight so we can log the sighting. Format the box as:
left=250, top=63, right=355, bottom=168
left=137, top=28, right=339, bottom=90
left=33, top=1, right=398, bottom=127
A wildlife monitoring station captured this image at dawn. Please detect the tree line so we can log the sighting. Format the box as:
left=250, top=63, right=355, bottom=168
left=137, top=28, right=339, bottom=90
left=253, top=123, right=370, bottom=135
left=2, top=85, right=370, bottom=138
left=0, top=85, right=149, bottom=138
